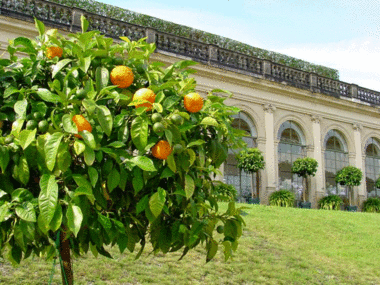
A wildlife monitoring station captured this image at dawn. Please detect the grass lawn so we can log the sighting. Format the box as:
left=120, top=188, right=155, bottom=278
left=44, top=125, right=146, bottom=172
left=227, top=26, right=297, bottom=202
left=1, top=203, right=380, bottom=284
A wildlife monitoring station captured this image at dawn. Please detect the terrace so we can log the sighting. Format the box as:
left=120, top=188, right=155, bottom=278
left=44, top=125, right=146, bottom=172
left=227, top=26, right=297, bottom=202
left=1, top=0, right=379, bottom=106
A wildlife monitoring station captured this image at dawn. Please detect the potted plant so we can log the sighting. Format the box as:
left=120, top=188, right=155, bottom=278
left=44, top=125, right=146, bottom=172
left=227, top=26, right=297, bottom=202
left=291, top=157, right=318, bottom=209
left=335, top=165, right=363, bottom=212
left=236, top=148, right=265, bottom=204
left=318, top=194, right=343, bottom=210
left=269, top=190, right=295, bottom=207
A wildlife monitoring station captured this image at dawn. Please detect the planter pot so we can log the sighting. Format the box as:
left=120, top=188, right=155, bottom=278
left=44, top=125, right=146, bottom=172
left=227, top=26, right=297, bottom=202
left=346, top=205, right=358, bottom=212
left=298, top=201, right=311, bottom=209
left=248, top=197, right=260, bottom=204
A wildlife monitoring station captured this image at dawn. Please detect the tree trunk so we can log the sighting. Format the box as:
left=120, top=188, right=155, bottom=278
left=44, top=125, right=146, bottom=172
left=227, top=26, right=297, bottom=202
left=303, top=177, right=307, bottom=202
left=59, top=230, right=73, bottom=285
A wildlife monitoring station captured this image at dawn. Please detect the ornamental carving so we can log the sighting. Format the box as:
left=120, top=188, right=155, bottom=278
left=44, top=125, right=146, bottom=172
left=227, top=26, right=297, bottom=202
left=263, top=104, right=276, bottom=113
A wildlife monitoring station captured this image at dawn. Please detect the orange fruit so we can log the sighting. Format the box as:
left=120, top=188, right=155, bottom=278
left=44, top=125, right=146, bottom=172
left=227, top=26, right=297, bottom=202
left=46, top=46, right=63, bottom=59
left=110, top=65, right=134, bottom=88
left=72, top=115, right=92, bottom=138
left=133, top=88, right=156, bottom=111
left=184, top=92, right=203, bottom=113
left=152, top=140, right=172, bottom=160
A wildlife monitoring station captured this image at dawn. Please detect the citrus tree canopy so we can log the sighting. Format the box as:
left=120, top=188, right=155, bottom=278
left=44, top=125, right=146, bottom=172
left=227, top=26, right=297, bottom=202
left=0, top=17, right=246, bottom=280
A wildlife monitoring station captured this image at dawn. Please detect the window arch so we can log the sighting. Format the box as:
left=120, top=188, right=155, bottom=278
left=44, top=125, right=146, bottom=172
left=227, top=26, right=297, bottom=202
left=365, top=138, right=380, bottom=197
left=277, top=120, right=306, bottom=196
left=324, top=129, right=349, bottom=197
left=224, top=112, right=258, bottom=202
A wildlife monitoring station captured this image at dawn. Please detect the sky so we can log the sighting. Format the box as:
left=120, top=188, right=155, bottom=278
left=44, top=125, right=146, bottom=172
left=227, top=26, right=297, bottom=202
left=100, top=0, right=380, bottom=91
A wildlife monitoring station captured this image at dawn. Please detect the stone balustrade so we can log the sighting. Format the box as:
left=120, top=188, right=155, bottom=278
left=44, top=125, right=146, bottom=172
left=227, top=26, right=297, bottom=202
left=1, top=0, right=379, bottom=107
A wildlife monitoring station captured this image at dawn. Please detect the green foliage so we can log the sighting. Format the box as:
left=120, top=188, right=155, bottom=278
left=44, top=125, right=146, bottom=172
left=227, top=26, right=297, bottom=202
left=269, top=190, right=295, bottom=207
left=0, top=18, right=246, bottom=267
left=375, top=177, right=380, bottom=189
left=236, top=148, right=265, bottom=173
left=362, top=197, right=380, bottom=213
left=291, top=157, right=318, bottom=178
left=318, top=195, right=343, bottom=210
left=335, top=166, right=363, bottom=186
left=212, top=181, right=237, bottom=202
left=49, top=0, right=339, bottom=80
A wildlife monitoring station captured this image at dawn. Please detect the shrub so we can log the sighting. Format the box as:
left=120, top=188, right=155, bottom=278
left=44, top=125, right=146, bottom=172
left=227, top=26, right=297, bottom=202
left=318, top=195, right=343, bottom=210
left=236, top=148, right=265, bottom=173
left=212, top=181, right=237, bottom=202
left=362, top=197, right=380, bottom=213
left=269, top=190, right=295, bottom=207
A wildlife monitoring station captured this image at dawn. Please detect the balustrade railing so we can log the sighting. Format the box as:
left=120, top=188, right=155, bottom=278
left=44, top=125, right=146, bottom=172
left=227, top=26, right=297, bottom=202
left=1, top=0, right=379, bottom=107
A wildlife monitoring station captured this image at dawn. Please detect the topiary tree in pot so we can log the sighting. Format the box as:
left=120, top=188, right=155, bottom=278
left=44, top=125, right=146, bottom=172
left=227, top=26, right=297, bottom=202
left=291, top=157, right=318, bottom=208
left=0, top=17, right=247, bottom=284
left=335, top=165, right=363, bottom=211
left=236, top=148, right=265, bottom=203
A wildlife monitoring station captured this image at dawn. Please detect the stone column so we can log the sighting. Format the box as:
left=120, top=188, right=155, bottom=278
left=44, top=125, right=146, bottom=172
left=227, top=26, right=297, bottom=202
left=262, top=104, right=276, bottom=204
left=256, top=137, right=266, bottom=203
left=353, top=123, right=365, bottom=207
left=311, top=115, right=324, bottom=207
left=208, top=44, right=218, bottom=63
left=145, top=28, right=156, bottom=44
left=71, top=8, right=86, bottom=33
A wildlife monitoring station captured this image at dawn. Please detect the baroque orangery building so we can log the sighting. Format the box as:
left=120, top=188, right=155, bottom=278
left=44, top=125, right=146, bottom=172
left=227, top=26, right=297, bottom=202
left=1, top=0, right=380, bottom=209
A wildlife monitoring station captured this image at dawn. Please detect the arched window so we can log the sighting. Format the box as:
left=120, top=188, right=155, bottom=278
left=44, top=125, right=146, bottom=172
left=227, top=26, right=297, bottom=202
left=324, top=130, right=349, bottom=196
left=224, top=112, right=257, bottom=202
left=365, top=138, right=380, bottom=197
left=277, top=121, right=306, bottom=196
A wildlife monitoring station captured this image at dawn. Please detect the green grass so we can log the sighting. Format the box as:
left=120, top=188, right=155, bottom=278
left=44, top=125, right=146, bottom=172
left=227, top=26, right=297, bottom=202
left=2, top=204, right=380, bottom=284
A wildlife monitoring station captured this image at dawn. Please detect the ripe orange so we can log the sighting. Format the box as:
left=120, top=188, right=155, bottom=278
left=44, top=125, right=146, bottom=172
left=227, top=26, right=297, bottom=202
left=110, top=65, right=134, bottom=88
left=72, top=115, right=92, bottom=138
left=152, top=140, right=172, bottom=160
left=184, top=92, right=203, bottom=113
left=46, top=46, right=63, bottom=59
left=133, top=88, right=156, bottom=111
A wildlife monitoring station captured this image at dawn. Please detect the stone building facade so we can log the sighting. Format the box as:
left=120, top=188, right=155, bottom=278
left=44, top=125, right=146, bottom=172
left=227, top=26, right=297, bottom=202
left=1, top=1, right=380, bottom=209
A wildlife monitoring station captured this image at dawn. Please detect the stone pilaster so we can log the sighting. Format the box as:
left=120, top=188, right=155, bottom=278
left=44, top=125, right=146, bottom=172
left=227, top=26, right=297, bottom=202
left=353, top=123, right=365, bottom=206
left=262, top=104, right=276, bottom=204
left=145, top=28, right=156, bottom=44
left=311, top=115, right=323, bottom=208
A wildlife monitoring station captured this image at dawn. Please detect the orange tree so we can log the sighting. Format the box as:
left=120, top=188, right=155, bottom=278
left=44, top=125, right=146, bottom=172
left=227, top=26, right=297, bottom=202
left=0, top=17, right=246, bottom=284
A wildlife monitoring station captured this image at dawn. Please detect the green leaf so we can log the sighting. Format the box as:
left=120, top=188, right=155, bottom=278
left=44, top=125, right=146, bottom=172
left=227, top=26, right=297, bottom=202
left=96, top=106, right=113, bottom=136
left=130, top=156, right=156, bottom=172
left=96, top=67, right=109, bottom=93
left=13, top=37, right=36, bottom=54
left=88, top=167, right=99, bottom=188
left=34, top=17, right=45, bottom=37
left=14, top=156, right=29, bottom=185
left=84, top=145, right=95, bottom=166
left=74, top=186, right=95, bottom=204
left=166, top=153, right=176, bottom=173
left=136, top=195, right=149, bottom=214
left=18, top=129, right=37, bottom=150
left=4, top=86, right=20, bottom=98
left=0, top=146, right=10, bottom=173
left=200, top=117, right=218, bottom=127
left=44, top=132, right=64, bottom=171
left=131, top=116, right=148, bottom=151
left=206, top=239, right=218, bottom=262
left=49, top=203, right=62, bottom=232
left=52, top=59, right=72, bottom=78
left=38, top=174, right=58, bottom=226
left=149, top=187, right=166, bottom=218
left=15, top=202, right=36, bottom=222
left=185, top=175, right=195, bottom=200
left=66, top=203, right=83, bottom=237
left=73, top=175, right=93, bottom=198
left=79, top=56, right=91, bottom=73
left=187, top=139, right=205, bottom=147
left=187, top=149, right=196, bottom=166
left=98, top=213, right=112, bottom=231
left=62, top=114, right=77, bottom=133
left=164, top=129, right=173, bottom=146
left=82, top=99, right=97, bottom=115
left=36, top=88, right=62, bottom=103
left=14, top=99, right=28, bottom=119
left=0, top=203, right=11, bottom=222
left=80, top=130, right=96, bottom=149
left=74, top=140, right=86, bottom=155
left=107, top=167, right=120, bottom=192
left=132, top=167, right=144, bottom=194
